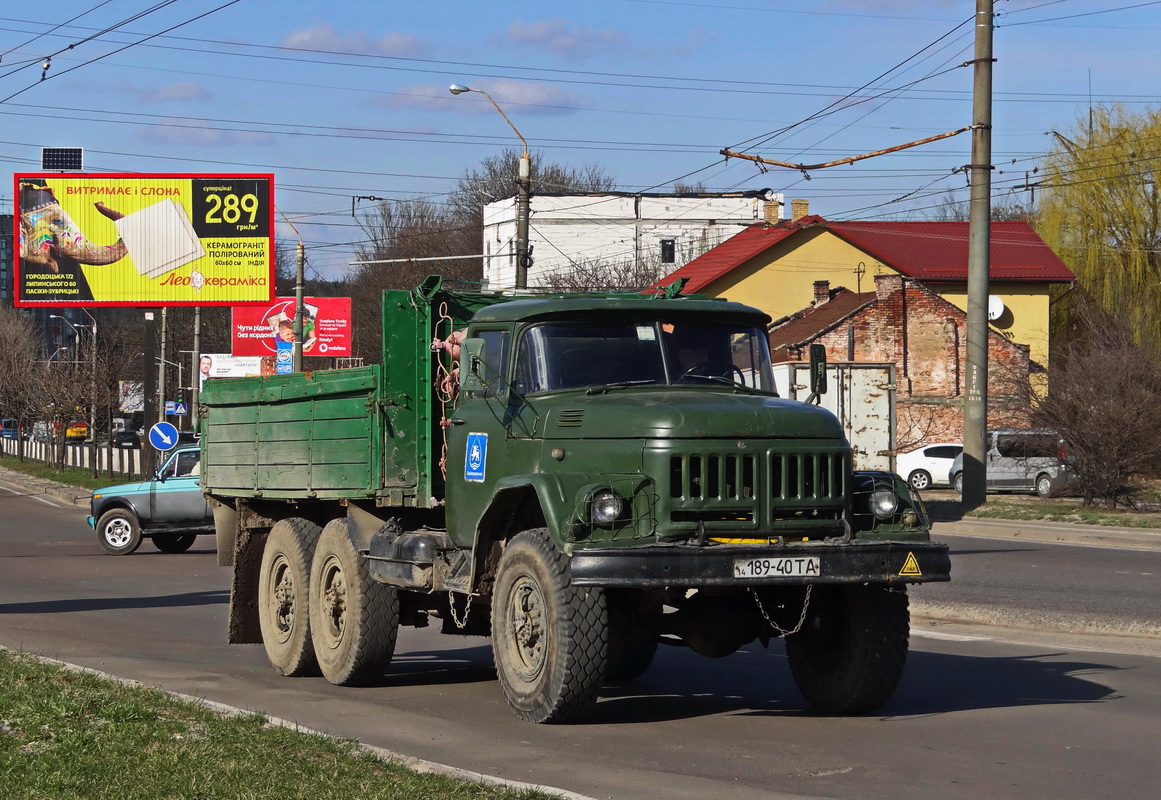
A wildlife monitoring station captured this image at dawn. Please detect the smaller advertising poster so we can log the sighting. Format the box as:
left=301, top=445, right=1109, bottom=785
left=231, top=297, right=352, bottom=357
left=118, top=381, right=144, bottom=413
left=198, top=354, right=267, bottom=389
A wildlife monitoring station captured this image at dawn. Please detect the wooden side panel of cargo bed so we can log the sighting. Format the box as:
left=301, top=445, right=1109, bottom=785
left=200, top=366, right=382, bottom=500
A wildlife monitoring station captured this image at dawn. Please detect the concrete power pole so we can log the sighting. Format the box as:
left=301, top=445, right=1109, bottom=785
left=963, top=0, right=994, bottom=509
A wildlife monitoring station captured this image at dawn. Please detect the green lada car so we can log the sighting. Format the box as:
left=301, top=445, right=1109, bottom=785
left=87, top=446, right=214, bottom=555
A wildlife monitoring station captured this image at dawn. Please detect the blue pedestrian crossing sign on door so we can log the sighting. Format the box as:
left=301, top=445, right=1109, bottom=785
left=464, top=433, right=487, bottom=482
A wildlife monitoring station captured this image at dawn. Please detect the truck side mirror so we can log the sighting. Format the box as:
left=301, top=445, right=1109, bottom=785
left=806, top=343, right=827, bottom=405
left=459, top=338, right=487, bottom=393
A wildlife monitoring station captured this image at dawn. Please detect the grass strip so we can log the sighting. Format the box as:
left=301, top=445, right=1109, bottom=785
left=0, top=455, right=113, bottom=492
left=0, top=650, right=559, bottom=800
left=964, top=501, right=1161, bottom=528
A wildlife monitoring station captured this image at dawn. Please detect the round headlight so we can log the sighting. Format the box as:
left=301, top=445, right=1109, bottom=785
left=869, top=489, right=898, bottom=519
left=590, top=489, right=623, bottom=524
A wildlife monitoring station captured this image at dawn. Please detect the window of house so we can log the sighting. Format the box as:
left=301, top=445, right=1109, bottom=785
left=659, top=238, right=676, bottom=264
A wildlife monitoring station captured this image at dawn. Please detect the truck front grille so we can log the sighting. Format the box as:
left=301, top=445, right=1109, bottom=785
left=655, top=442, right=850, bottom=536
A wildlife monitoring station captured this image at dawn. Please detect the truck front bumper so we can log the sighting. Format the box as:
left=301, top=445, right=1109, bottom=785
left=568, top=539, right=950, bottom=588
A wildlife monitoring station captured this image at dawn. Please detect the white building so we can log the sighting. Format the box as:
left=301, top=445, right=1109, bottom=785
left=481, top=191, right=784, bottom=290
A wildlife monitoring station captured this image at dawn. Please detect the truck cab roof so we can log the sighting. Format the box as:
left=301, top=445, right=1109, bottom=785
left=469, top=295, right=771, bottom=326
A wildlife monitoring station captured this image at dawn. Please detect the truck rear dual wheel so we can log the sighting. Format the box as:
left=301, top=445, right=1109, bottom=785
left=785, top=584, right=909, bottom=715
left=258, top=518, right=322, bottom=677
left=309, top=518, right=399, bottom=686
left=491, top=529, right=608, bottom=723
left=152, top=534, right=197, bottom=554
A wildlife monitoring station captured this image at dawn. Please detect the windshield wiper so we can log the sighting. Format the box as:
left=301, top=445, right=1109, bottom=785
left=679, top=375, right=759, bottom=393
left=585, top=379, right=657, bottom=395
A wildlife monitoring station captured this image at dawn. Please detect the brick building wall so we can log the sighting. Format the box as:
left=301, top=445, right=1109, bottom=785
left=776, top=274, right=1032, bottom=449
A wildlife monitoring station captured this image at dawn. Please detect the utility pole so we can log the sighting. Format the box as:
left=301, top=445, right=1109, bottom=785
left=293, top=239, right=305, bottom=372
left=514, top=150, right=531, bottom=290
left=158, top=308, right=168, bottom=430
left=963, top=0, right=994, bottom=509
left=191, top=307, right=201, bottom=433
left=84, top=309, right=97, bottom=478
left=143, top=311, right=157, bottom=476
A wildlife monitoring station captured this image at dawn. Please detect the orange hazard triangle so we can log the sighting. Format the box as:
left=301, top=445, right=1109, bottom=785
left=899, top=552, right=922, bottom=577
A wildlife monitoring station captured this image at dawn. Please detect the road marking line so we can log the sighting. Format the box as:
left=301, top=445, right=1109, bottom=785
left=0, top=481, right=71, bottom=507
left=912, top=628, right=992, bottom=642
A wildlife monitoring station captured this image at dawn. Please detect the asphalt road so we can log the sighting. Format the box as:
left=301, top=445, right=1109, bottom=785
left=2, top=478, right=1161, bottom=800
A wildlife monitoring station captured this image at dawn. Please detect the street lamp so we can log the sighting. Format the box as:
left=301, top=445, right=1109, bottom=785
left=50, top=312, right=98, bottom=476
left=449, top=83, right=532, bottom=289
left=157, top=357, right=186, bottom=430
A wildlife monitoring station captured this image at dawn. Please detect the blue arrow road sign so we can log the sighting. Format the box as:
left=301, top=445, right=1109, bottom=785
left=148, top=421, right=180, bottom=451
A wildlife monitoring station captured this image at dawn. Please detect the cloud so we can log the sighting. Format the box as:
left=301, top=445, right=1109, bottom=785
left=279, top=23, right=427, bottom=57
left=506, top=18, right=626, bottom=58
left=378, top=81, right=584, bottom=116
left=143, top=82, right=211, bottom=104
left=110, top=81, right=211, bottom=104
left=134, top=120, right=274, bottom=147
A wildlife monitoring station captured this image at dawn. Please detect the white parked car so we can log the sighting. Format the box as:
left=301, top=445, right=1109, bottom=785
left=896, top=443, right=963, bottom=491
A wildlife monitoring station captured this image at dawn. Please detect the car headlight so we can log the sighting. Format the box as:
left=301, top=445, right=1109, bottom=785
left=590, top=489, right=623, bottom=525
left=869, top=489, right=898, bottom=519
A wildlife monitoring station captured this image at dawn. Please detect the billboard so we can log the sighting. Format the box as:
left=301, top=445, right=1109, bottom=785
left=231, top=297, right=352, bottom=357
left=14, top=173, right=274, bottom=307
left=198, top=354, right=268, bottom=389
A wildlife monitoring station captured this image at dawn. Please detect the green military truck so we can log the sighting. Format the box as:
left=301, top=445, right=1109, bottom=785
left=199, top=276, right=950, bottom=724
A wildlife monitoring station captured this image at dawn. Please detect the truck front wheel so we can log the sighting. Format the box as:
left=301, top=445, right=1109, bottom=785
left=258, top=518, right=321, bottom=677
left=309, top=518, right=399, bottom=686
left=491, top=529, right=608, bottom=723
left=785, top=585, right=909, bottom=715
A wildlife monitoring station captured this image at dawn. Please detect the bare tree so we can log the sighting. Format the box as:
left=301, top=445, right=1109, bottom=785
left=539, top=256, right=669, bottom=294
left=345, top=199, right=482, bottom=363
left=0, top=309, right=42, bottom=460
left=928, top=189, right=1034, bottom=222
left=1031, top=295, right=1161, bottom=507
left=447, top=149, right=616, bottom=221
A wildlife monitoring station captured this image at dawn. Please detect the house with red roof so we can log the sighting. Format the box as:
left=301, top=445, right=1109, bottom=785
left=768, top=274, right=1037, bottom=448
left=655, top=201, right=1074, bottom=375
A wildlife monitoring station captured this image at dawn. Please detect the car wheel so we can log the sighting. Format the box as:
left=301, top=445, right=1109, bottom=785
left=97, top=509, right=143, bottom=555
left=907, top=470, right=932, bottom=491
left=953, top=472, right=964, bottom=495
left=1035, top=474, right=1054, bottom=498
left=153, top=534, right=197, bottom=553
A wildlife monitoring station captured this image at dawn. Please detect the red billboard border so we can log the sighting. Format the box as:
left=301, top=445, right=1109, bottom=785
left=13, top=172, right=276, bottom=308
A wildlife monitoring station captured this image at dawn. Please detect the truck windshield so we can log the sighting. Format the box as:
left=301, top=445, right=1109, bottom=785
left=514, top=320, right=776, bottom=394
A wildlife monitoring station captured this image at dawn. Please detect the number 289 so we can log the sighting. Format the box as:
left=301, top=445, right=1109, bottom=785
left=205, top=193, right=259, bottom=224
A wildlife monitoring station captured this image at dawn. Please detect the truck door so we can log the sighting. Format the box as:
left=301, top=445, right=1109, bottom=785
left=444, top=329, right=513, bottom=548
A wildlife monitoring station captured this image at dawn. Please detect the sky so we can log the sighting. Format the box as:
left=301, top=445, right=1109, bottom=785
left=1, top=0, right=1159, bottom=281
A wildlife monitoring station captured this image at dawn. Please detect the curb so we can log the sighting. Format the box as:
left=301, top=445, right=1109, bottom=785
left=932, top=516, right=1161, bottom=550
left=0, top=466, right=91, bottom=507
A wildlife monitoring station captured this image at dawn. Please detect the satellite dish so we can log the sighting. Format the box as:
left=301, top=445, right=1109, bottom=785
left=987, top=295, right=1006, bottom=321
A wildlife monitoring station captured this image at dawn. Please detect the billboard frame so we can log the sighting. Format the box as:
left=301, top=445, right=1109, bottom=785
left=14, top=172, right=275, bottom=308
